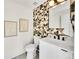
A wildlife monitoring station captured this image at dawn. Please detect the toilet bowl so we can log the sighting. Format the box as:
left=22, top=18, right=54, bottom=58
left=26, top=36, right=40, bottom=59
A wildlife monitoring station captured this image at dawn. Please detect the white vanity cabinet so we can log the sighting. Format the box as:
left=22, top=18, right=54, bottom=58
left=39, top=40, right=73, bottom=59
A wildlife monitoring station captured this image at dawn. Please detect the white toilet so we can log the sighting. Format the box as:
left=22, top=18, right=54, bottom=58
left=26, top=36, right=40, bottom=59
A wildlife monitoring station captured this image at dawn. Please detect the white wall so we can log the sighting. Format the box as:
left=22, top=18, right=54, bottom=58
left=4, top=0, right=33, bottom=59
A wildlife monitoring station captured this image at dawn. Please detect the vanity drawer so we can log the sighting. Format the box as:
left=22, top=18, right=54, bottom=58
left=39, top=41, right=73, bottom=59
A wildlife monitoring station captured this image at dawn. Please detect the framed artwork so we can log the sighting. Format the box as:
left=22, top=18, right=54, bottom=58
left=19, top=18, right=28, bottom=32
left=4, top=21, right=17, bottom=37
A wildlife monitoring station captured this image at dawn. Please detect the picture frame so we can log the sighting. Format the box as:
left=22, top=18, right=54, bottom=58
left=19, top=18, right=28, bottom=32
left=4, top=21, right=17, bottom=37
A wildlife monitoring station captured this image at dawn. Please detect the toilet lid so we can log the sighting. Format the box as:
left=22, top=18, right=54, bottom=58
left=26, top=44, right=37, bottom=51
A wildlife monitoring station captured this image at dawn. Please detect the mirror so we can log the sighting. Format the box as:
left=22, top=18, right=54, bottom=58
left=49, top=0, right=73, bottom=36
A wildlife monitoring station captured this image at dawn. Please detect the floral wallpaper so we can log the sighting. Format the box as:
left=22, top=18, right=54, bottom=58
left=33, top=1, right=50, bottom=38
left=70, top=1, right=75, bottom=32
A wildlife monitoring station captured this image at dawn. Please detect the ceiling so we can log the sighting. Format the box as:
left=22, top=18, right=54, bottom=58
left=33, top=0, right=47, bottom=8
left=10, top=0, right=33, bottom=8
left=8, top=0, right=47, bottom=9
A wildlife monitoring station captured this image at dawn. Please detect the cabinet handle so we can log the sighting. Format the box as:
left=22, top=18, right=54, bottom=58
left=61, top=49, right=68, bottom=52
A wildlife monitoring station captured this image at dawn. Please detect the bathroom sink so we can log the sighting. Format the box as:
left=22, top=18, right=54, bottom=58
left=39, top=37, right=74, bottom=52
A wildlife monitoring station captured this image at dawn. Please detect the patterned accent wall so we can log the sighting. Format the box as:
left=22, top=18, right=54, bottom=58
left=70, top=1, right=75, bottom=32
left=33, top=1, right=50, bottom=38
left=33, top=0, right=72, bottom=38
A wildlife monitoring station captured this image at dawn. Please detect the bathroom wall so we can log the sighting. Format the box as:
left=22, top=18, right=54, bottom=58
left=33, top=0, right=73, bottom=37
left=4, top=0, right=33, bottom=59
left=33, top=1, right=49, bottom=38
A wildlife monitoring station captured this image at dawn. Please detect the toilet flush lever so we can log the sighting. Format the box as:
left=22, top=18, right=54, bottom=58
left=61, top=49, right=68, bottom=52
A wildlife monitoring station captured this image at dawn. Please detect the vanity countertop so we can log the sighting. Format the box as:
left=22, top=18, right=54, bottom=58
left=39, top=37, right=74, bottom=52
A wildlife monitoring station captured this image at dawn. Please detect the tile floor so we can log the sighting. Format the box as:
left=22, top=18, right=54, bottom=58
left=12, top=52, right=39, bottom=59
